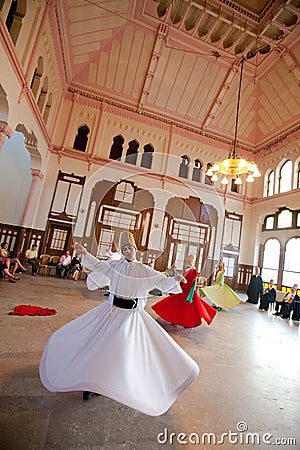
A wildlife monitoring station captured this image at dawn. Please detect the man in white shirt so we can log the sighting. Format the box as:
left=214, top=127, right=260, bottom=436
left=56, top=250, right=72, bottom=278
left=25, top=244, right=39, bottom=276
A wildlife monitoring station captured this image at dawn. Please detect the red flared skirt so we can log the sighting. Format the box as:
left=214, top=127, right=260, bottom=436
left=152, top=291, right=216, bottom=328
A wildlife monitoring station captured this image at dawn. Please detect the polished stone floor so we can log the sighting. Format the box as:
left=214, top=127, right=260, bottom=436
left=0, top=273, right=299, bottom=450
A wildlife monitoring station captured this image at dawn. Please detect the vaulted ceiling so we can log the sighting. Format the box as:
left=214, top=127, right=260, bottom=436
left=54, top=0, right=300, bottom=153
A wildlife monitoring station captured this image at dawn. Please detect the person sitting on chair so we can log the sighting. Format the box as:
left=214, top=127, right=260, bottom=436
left=259, top=279, right=276, bottom=311
left=70, top=252, right=83, bottom=281
left=273, top=284, right=299, bottom=319
left=291, top=285, right=300, bottom=321
left=1, top=242, right=27, bottom=276
left=25, top=244, right=39, bottom=276
left=0, top=243, right=21, bottom=283
left=56, top=250, right=72, bottom=279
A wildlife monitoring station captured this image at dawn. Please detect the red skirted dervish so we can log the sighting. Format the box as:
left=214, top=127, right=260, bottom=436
left=152, top=255, right=217, bottom=328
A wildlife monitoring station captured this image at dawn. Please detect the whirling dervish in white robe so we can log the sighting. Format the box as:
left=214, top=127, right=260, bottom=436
left=39, top=232, right=199, bottom=416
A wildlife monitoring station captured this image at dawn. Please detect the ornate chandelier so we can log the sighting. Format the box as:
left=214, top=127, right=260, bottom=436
left=206, top=57, right=260, bottom=185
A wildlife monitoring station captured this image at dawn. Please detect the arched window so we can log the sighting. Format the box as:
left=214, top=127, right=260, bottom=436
left=30, top=57, right=44, bottom=97
left=262, top=238, right=280, bottom=284
left=205, top=163, right=213, bottom=185
left=297, top=161, right=300, bottom=189
left=73, top=125, right=90, bottom=152
left=266, top=170, right=274, bottom=197
left=5, top=0, right=26, bottom=45
left=277, top=209, right=292, bottom=228
left=179, top=155, right=189, bottom=179
left=125, top=140, right=139, bottom=165
left=43, top=92, right=52, bottom=124
left=109, top=135, right=124, bottom=160
left=141, top=144, right=154, bottom=169
left=37, top=76, right=48, bottom=112
left=192, top=159, right=201, bottom=182
left=279, top=160, right=292, bottom=193
left=283, top=238, right=300, bottom=287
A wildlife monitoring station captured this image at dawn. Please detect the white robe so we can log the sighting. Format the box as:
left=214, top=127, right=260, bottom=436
left=39, top=253, right=200, bottom=416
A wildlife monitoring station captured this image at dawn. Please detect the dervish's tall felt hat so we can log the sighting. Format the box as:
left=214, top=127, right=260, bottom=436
left=119, top=231, right=137, bottom=249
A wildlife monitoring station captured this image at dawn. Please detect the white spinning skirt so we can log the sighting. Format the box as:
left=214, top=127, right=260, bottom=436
left=39, top=300, right=199, bottom=416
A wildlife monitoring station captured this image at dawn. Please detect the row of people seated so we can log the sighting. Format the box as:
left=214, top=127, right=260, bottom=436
left=272, top=283, right=299, bottom=321
left=1, top=242, right=83, bottom=282
left=258, top=279, right=300, bottom=319
left=55, top=251, right=83, bottom=280
left=258, top=280, right=299, bottom=320
left=38, top=249, right=83, bottom=280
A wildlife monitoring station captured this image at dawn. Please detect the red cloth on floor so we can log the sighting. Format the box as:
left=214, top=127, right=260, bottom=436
left=9, top=305, right=57, bottom=316
left=152, top=268, right=216, bottom=328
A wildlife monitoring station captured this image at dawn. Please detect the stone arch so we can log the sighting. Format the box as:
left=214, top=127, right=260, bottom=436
left=15, top=123, right=41, bottom=171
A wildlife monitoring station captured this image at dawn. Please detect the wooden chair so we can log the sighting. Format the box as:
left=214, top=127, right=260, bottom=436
left=46, top=255, right=60, bottom=276
left=77, top=266, right=90, bottom=280
left=67, top=266, right=90, bottom=281
left=37, top=254, right=51, bottom=275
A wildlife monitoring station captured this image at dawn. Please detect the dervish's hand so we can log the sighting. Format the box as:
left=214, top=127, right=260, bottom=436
left=74, top=242, right=87, bottom=256
left=175, top=274, right=187, bottom=283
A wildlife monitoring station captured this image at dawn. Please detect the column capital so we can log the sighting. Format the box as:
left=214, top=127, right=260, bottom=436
left=31, top=169, right=44, bottom=180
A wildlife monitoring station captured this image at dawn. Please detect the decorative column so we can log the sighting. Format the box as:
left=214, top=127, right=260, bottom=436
left=21, top=169, right=44, bottom=226
left=15, top=169, right=44, bottom=255
left=0, top=120, right=12, bottom=150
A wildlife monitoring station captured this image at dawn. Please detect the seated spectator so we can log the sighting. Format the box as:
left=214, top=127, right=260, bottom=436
left=0, top=243, right=20, bottom=282
left=70, top=254, right=82, bottom=281
left=0, top=260, right=20, bottom=282
left=56, top=250, right=72, bottom=278
left=259, top=279, right=276, bottom=311
left=25, top=244, right=39, bottom=276
left=291, top=284, right=300, bottom=321
left=0, top=242, right=27, bottom=276
left=11, top=257, right=27, bottom=275
left=273, top=284, right=299, bottom=319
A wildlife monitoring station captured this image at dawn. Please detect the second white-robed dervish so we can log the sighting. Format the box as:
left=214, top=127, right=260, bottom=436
left=39, top=235, right=199, bottom=416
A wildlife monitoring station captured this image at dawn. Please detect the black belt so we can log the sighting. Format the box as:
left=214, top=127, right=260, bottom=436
left=113, top=295, right=138, bottom=309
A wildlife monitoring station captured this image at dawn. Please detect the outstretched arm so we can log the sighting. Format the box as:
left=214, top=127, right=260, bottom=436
left=74, top=243, right=87, bottom=256
left=74, top=242, right=112, bottom=277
